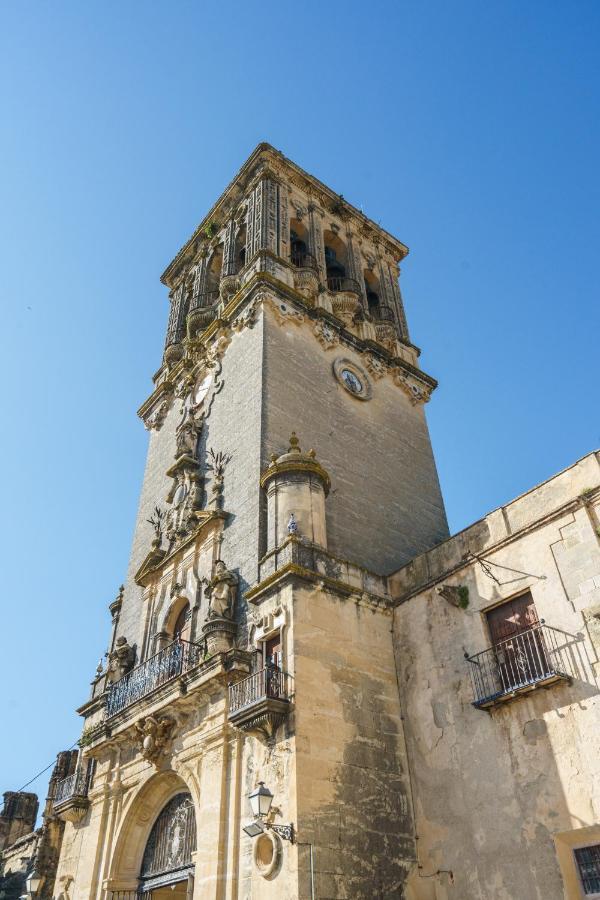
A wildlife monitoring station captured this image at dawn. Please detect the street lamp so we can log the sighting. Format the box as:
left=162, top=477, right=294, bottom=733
left=25, top=871, right=42, bottom=895
left=243, top=781, right=294, bottom=843
left=249, top=782, right=273, bottom=819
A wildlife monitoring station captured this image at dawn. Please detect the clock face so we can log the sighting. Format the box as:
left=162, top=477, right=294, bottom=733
left=194, top=373, right=212, bottom=407
left=341, top=368, right=363, bottom=395
left=173, top=483, right=188, bottom=506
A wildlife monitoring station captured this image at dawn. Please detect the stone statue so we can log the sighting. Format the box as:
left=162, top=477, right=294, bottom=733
left=175, top=417, right=199, bottom=457
left=135, top=715, right=174, bottom=765
left=107, top=636, right=135, bottom=683
left=205, top=560, right=237, bottom=620
left=287, top=512, right=298, bottom=535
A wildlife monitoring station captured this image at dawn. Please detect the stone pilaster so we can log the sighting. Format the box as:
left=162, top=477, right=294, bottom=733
left=390, top=262, right=410, bottom=341
left=346, top=230, right=366, bottom=307
left=308, top=202, right=326, bottom=281
left=245, top=176, right=283, bottom=259
left=221, top=218, right=237, bottom=278
left=164, top=281, right=188, bottom=349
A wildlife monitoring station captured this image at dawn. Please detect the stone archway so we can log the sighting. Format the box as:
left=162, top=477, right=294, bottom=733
left=107, top=771, right=198, bottom=897
left=139, top=792, right=196, bottom=895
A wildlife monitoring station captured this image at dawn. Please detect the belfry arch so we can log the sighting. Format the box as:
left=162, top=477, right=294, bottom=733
left=107, top=772, right=197, bottom=899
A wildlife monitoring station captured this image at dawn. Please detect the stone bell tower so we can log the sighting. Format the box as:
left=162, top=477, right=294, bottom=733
left=52, top=144, right=448, bottom=900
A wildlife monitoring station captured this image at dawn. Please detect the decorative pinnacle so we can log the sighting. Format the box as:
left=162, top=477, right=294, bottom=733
left=288, top=432, right=301, bottom=453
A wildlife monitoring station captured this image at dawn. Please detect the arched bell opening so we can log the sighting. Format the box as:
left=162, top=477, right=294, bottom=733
left=324, top=231, right=358, bottom=293
left=203, top=246, right=223, bottom=306
left=290, top=220, right=315, bottom=269
left=235, top=223, right=247, bottom=271
left=364, top=268, right=393, bottom=323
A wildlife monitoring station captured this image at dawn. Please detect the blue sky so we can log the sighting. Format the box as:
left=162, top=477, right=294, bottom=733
left=0, top=1, right=598, bottom=803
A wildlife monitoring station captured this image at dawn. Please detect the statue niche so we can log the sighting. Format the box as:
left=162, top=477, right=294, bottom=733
left=107, top=636, right=136, bottom=683
left=202, top=560, right=238, bottom=655
left=206, top=560, right=237, bottom=620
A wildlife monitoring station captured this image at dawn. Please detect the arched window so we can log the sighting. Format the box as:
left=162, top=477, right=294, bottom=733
left=140, top=793, right=196, bottom=893
left=172, top=603, right=191, bottom=641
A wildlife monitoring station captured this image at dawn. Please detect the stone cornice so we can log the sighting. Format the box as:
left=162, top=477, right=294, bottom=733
left=160, top=143, right=409, bottom=288
left=140, top=269, right=436, bottom=416
left=391, top=491, right=598, bottom=606
left=245, top=561, right=392, bottom=615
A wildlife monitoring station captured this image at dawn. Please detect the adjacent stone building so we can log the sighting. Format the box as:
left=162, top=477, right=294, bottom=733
left=0, top=753, right=78, bottom=899
left=30, top=144, right=598, bottom=899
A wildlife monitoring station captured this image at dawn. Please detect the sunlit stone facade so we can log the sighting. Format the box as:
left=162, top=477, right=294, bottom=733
left=42, top=145, right=599, bottom=900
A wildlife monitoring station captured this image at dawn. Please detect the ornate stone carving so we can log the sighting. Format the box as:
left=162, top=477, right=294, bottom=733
left=205, top=560, right=237, bottom=620
left=107, top=637, right=135, bottom=683
left=143, top=396, right=171, bottom=431
left=364, top=353, right=388, bottom=380
left=266, top=296, right=304, bottom=327
left=392, top=368, right=433, bottom=405
left=206, top=449, right=231, bottom=510
left=135, top=715, right=175, bottom=766
left=313, top=319, right=339, bottom=350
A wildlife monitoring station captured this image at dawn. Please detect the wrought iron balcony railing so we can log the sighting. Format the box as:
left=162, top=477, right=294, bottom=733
left=228, top=666, right=290, bottom=737
left=370, top=304, right=395, bottom=323
left=106, top=639, right=204, bottom=718
left=53, top=770, right=89, bottom=807
left=465, top=624, right=574, bottom=709
left=326, top=275, right=361, bottom=294
left=229, top=666, right=288, bottom=713
left=291, top=251, right=318, bottom=270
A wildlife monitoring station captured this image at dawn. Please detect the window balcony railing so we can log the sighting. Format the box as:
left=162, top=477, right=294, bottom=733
left=106, top=639, right=204, bottom=718
left=228, top=666, right=290, bottom=737
left=52, top=767, right=92, bottom=821
left=53, top=770, right=89, bottom=807
left=370, top=304, right=395, bottom=323
left=291, top=251, right=318, bottom=270
left=465, top=623, right=574, bottom=709
left=326, top=275, right=361, bottom=295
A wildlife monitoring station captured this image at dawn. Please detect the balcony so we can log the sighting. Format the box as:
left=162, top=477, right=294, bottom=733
left=465, top=624, right=575, bottom=709
left=291, top=251, right=318, bottom=270
left=106, top=639, right=204, bottom=718
left=370, top=304, right=395, bottom=323
left=53, top=769, right=90, bottom=822
left=228, top=666, right=290, bottom=738
left=326, top=275, right=361, bottom=294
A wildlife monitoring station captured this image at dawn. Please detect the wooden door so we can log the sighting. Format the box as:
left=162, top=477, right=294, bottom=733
left=264, top=634, right=282, bottom=669
left=486, top=593, right=548, bottom=689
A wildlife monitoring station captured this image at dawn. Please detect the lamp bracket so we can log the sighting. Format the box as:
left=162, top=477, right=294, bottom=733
left=269, top=823, right=295, bottom=843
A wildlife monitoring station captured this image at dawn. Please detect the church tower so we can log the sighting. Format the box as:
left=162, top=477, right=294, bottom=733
left=52, top=144, right=448, bottom=899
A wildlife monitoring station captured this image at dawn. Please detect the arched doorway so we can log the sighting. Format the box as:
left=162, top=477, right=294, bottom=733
left=139, top=792, right=196, bottom=898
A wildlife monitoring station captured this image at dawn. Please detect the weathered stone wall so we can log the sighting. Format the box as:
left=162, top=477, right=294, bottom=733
left=292, top=582, right=415, bottom=899
left=262, top=306, right=448, bottom=574
left=392, top=452, right=600, bottom=900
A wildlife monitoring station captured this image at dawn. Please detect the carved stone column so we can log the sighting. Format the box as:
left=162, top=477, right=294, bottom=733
left=221, top=218, right=237, bottom=278
left=189, top=252, right=209, bottom=312
left=346, top=230, right=366, bottom=307
left=164, top=280, right=188, bottom=364
left=390, top=263, right=410, bottom=341
left=308, top=202, right=326, bottom=282
left=245, top=175, right=283, bottom=258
